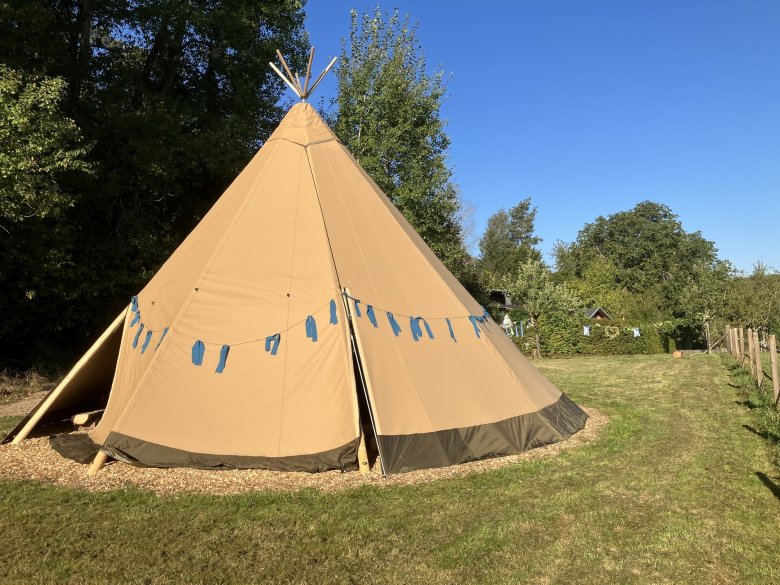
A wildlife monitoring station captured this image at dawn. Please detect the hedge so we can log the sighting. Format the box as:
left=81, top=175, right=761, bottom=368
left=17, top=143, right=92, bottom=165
left=504, top=311, right=667, bottom=357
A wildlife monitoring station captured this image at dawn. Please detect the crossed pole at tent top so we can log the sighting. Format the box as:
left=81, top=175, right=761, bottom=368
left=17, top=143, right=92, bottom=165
left=269, top=47, right=337, bottom=102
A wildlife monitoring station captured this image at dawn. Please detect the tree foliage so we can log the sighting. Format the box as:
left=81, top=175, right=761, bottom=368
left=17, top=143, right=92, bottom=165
left=555, top=201, right=717, bottom=293
left=0, top=66, right=93, bottom=226
left=554, top=201, right=726, bottom=345
left=727, top=263, right=780, bottom=333
left=478, top=198, right=541, bottom=279
left=332, top=8, right=472, bottom=281
left=0, top=0, right=307, bottom=368
left=503, top=260, right=581, bottom=357
left=676, top=260, right=734, bottom=349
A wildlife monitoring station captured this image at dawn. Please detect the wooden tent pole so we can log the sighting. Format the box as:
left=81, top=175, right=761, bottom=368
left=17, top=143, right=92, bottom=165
left=342, top=287, right=385, bottom=475
left=306, top=56, right=338, bottom=98
left=303, top=47, right=315, bottom=96
left=269, top=62, right=300, bottom=98
left=357, top=431, right=369, bottom=475
left=87, top=451, right=108, bottom=476
left=294, top=72, right=303, bottom=94
left=11, top=309, right=127, bottom=445
left=275, top=50, right=302, bottom=94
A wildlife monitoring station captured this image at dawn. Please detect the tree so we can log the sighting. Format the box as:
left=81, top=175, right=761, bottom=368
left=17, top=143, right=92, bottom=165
left=727, top=263, right=780, bottom=333
left=332, top=8, right=470, bottom=280
left=0, top=1, right=307, bottom=369
left=503, top=260, right=581, bottom=357
left=479, top=198, right=541, bottom=279
left=554, top=201, right=717, bottom=293
left=562, top=255, right=660, bottom=322
left=0, top=66, right=93, bottom=227
left=677, top=260, right=733, bottom=351
left=554, top=201, right=721, bottom=344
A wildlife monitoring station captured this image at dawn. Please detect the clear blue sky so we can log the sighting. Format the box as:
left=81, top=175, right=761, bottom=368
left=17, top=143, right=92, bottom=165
left=304, top=1, right=779, bottom=273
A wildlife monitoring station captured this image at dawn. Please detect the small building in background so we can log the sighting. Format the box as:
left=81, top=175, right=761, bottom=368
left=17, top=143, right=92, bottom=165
left=488, top=289, right=520, bottom=310
left=584, top=307, right=612, bottom=320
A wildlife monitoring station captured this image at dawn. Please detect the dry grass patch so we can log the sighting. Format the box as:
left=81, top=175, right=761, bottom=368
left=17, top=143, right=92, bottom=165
left=0, top=370, right=55, bottom=408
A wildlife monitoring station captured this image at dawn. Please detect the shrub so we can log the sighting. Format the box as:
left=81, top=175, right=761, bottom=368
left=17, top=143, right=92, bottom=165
left=506, top=312, right=666, bottom=357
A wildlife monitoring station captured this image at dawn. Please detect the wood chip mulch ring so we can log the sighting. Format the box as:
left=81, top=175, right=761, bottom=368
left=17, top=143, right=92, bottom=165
left=0, top=407, right=607, bottom=495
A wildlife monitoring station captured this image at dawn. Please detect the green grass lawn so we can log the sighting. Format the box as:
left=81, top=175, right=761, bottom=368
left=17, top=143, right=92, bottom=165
left=1, top=354, right=779, bottom=584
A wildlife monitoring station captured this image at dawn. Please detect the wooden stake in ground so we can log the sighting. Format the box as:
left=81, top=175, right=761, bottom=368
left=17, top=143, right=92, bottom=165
left=769, top=334, right=779, bottom=405
left=87, top=450, right=108, bottom=476
left=747, top=328, right=755, bottom=376
left=731, top=327, right=738, bottom=357
left=754, top=329, right=764, bottom=389
left=357, top=432, right=369, bottom=474
left=724, top=325, right=731, bottom=355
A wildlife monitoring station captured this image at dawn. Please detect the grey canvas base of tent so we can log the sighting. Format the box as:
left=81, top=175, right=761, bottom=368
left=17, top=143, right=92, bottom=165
left=50, top=433, right=101, bottom=464
left=101, top=432, right=361, bottom=473
left=376, top=393, right=588, bottom=474
left=78, top=393, right=585, bottom=475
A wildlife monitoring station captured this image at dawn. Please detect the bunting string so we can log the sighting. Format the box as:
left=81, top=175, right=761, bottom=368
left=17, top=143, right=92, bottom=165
left=126, top=290, right=493, bottom=373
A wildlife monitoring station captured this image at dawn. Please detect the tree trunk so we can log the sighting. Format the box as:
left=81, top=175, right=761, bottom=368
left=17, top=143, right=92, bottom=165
left=69, top=0, right=92, bottom=113
left=532, top=316, right=542, bottom=358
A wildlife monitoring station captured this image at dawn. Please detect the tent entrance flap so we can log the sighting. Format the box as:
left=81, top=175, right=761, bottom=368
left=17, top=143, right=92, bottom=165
left=342, top=288, right=384, bottom=475
left=3, top=309, right=126, bottom=445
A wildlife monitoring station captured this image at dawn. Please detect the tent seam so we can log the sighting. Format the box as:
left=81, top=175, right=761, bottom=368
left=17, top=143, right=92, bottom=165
left=314, top=144, right=450, bottom=462
left=106, top=141, right=284, bottom=439
left=274, top=147, right=305, bottom=456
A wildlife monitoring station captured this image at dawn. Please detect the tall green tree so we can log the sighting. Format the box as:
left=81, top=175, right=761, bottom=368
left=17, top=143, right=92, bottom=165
left=727, top=263, right=780, bottom=333
left=479, top=198, right=541, bottom=279
left=554, top=201, right=720, bottom=341
left=0, top=0, right=307, bottom=368
left=503, top=260, right=581, bottom=357
left=0, top=66, right=93, bottom=226
left=554, top=201, right=717, bottom=293
left=332, top=8, right=472, bottom=283
left=677, top=260, right=734, bottom=350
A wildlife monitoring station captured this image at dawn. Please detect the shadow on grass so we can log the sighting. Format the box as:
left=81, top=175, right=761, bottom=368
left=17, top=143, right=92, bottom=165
left=755, top=472, right=780, bottom=501
left=743, top=424, right=780, bottom=443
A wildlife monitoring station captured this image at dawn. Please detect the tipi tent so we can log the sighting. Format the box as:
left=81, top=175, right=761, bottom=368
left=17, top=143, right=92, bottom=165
left=5, top=52, right=587, bottom=475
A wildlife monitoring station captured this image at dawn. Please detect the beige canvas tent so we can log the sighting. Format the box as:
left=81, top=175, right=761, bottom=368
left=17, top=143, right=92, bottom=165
left=4, top=52, right=587, bottom=475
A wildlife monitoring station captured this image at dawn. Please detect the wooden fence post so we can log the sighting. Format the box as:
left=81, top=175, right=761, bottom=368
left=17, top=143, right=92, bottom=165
left=755, top=329, right=764, bottom=389
left=747, top=328, right=755, bottom=376
left=738, top=328, right=745, bottom=366
left=769, top=334, right=779, bottom=406
left=731, top=327, right=738, bottom=356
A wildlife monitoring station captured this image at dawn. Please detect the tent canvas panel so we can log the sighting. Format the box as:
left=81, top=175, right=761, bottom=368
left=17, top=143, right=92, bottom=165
left=89, top=127, right=361, bottom=469
left=306, top=136, right=585, bottom=470
left=100, top=308, right=358, bottom=460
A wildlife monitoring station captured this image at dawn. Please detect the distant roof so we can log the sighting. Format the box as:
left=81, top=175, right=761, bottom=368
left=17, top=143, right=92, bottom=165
left=584, top=307, right=612, bottom=320
left=487, top=289, right=521, bottom=310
